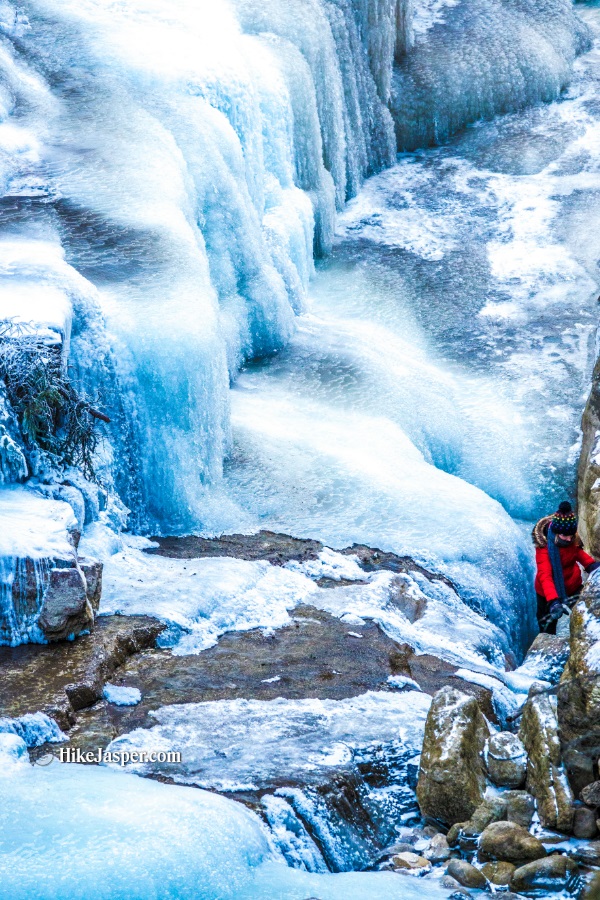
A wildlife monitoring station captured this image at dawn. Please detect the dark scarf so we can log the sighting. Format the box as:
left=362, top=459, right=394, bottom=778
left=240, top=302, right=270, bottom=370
left=547, top=526, right=567, bottom=601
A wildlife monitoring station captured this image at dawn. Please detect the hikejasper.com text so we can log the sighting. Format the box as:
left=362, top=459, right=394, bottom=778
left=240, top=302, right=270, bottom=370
left=58, top=748, right=182, bottom=765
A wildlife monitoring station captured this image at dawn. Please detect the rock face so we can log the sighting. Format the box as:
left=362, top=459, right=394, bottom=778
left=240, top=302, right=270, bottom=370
left=519, top=692, right=574, bottom=833
left=417, top=687, right=490, bottom=825
left=510, top=855, right=578, bottom=893
left=461, top=797, right=506, bottom=840
left=558, top=579, right=600, bottom=795
left=478, top=821, right=546, bottom=864
left=485, top=732, right=527, bottom=788
left=578, top=358, right=600, bottom=558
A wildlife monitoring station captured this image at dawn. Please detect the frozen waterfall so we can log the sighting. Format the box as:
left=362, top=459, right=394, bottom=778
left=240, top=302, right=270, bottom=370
left=0, top=0, right=589, bottom=535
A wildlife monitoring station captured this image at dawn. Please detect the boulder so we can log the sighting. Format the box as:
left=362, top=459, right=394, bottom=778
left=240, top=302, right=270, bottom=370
left=519, top=692, right=574, bottom=833
left=582, top=781, right=600, bottom=807
left=557, top=579, right=600, bottom=794
left=573, top=805, right=598, bottom=839
left=446, top=859, right=487, bottom=889
left=390, top=851, right=431, bottom=875
left=417, top=687, right=490, bottom=825
left=504, top=791, right=535, bottom=829
left=38, top=559, right=103, bottom=642
left=424, top=833, right=451, bottom=863
left=510, top=855, right=578, bottom=893
left=478, top=821, right=546, bottom=864
left=485, top=732, right=527, bottom=788
left=481, top=861, right=515, bottom=886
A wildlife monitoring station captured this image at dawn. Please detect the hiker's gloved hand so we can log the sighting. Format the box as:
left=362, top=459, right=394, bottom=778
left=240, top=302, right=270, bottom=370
left=586, top=561, right=600, bottom=574
left=547, top=601, right=564, bottom=622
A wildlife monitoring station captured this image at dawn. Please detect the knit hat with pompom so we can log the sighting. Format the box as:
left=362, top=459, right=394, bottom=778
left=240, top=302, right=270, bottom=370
left=550, top=501, right=578, bottom=536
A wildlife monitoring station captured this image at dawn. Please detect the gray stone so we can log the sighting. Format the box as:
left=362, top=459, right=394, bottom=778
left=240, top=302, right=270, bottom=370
left=38, top=560, right=103, bottom=642
left=582, top=781, right=600, bottom=807
left=417, top=687, right=490, bottom=825
left=478, top=821, right=546, bottom=864
left=573, top=805, right=598, bottom=839
left=510, top=855, right=578, bottom=893
left=571, top=841, right=600, bottom=866
left=446, top=859, right=487, bottom=889
left=424, top=833, right=451, bottom=863
left=504, top=791, right=535, bottom=829
left=485, top=732, right=527, bottom=788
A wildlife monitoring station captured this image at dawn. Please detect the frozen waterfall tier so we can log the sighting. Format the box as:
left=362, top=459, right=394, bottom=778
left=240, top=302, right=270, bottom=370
left=0, top=737, right=450, bottom=900
left=0, top=487, right=102, bottom=645
left=0, top=0, right=590, bottom=534
left=391, top=0, right=591, bottom=151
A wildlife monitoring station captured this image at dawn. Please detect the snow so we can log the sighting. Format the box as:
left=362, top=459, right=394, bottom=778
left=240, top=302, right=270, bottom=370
left=285, top=549, right=366, bottom=582
left=103, top=684, right=142, bottom=707
left=388, top=675, right=422, bottom=692
left=100, top=549, right=319, bottom=654
left=0, top=487, right=77, bottom=558
left=105, top=691, right=431, bottom=791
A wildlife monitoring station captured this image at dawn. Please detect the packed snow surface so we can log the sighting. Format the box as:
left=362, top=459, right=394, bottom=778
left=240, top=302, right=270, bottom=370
left=0, top=487, right=76, bottom=558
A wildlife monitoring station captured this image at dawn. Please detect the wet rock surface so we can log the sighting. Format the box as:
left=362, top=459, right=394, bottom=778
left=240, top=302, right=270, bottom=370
left=558, top=578, right=600, bottom=795
left=510, top=854, right=578, bottom=893
left=0, top=615, right=164, bottom=731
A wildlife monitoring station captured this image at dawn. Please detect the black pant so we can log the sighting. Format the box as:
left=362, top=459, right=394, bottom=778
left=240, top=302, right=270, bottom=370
left=536, top=591, right=581, bottom=635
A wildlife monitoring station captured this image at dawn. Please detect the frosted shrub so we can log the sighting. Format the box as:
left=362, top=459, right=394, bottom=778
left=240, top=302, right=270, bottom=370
left=0, top=321, right=108, bottom=480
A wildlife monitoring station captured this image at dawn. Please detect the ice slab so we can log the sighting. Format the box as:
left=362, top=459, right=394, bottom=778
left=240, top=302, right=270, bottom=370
left=100, top=549, right=319, bottom=654
left=106, top=691, right=431, bottom=790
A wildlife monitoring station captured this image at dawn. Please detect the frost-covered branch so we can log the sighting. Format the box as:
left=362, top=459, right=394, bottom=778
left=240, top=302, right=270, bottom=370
left=0, top=318, right=110, bottom=480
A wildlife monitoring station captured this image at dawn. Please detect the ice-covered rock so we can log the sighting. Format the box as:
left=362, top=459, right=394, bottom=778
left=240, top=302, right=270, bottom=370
left=416, top=686, right=490, bottom=825
left=520, top=693, right=574, bottom=833
left=558, top=578, right=600, bottom=795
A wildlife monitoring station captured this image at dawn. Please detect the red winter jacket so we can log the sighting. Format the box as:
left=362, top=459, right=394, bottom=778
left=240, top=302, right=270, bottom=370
left=535, top=542, right=596, bottom=602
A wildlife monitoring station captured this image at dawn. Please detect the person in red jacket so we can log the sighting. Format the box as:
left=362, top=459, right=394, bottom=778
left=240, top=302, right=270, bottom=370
left=533, top=501, right=600, bottom=634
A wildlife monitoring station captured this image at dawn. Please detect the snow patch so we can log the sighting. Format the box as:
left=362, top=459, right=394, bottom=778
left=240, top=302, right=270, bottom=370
left=103, top=684, right=142, bottom=706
